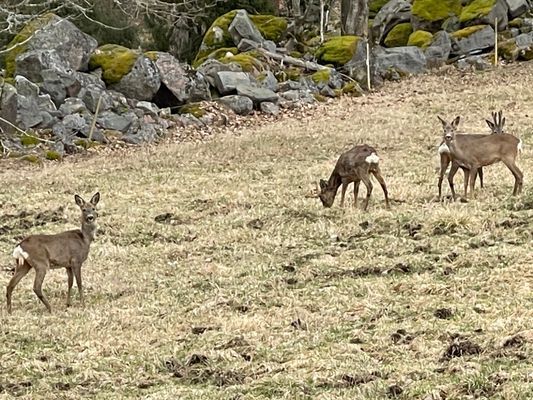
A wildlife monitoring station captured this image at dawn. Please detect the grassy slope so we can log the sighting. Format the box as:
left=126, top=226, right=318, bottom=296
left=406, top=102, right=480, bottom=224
left=0, top=63, right=532, bottom=399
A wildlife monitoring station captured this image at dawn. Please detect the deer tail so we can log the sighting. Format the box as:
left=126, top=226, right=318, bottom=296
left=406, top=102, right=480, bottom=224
left=12, top=245, right=29, bottom=267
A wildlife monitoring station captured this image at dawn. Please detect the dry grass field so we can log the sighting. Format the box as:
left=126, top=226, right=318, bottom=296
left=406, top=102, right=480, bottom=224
left=1, top=62, right=532, bottom=399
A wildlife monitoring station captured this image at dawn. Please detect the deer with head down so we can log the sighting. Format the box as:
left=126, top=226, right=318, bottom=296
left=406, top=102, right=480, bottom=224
left=316, top=144, right=390, bottom=210
left=438, top=115, right=522, bottom=199
left=7, top=192, right=100, bottom=314
left=437, top=111, right=507, bottom=200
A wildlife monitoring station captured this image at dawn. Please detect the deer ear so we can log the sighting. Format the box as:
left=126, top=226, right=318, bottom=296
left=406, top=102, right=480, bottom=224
left=485, top=119, right=495, bottom=130
left=90, top=192, right=100, bottom=206
left=452, top=116, right=460, bottom=128
left=74, top=195, right=85, bottom=207
left=437, top=116, right=446, bottom=127
left=319, top=179, right=327, bottom=190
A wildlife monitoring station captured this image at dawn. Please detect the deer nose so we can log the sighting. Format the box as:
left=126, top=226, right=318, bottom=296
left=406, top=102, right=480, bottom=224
left=87, top=215, right=94, bottom=222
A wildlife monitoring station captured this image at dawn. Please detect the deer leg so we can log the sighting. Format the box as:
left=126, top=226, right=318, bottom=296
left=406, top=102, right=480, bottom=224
left=438, top=155, right=450, bottom=200
left=353, top=180, right=360, bottom=208
left=502, top=159, right=523, bottom=196
left=33, top=266, right=52, bottom=313
left=468, top=167, right=478, bottom=199
left=478, top=167, right=484, bottom=189
left=66, top=268, right=74, bottom=307
left=340, top=182, right=348, bottom=207
left=361, top=174, right=373, bottom=211
left=463, top=167, right=470, bottom=198
left=73, top=265, right=84, bottom=306
left=6, top=261, right=31, bottom=314
left=372, top=167, right=390, bottom=209
left=447, top=162, right=460, bottom=200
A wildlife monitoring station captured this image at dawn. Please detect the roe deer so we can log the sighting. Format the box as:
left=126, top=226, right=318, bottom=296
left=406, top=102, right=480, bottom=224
left=438, top=116, right=523, bottom=199
left=437, top=111, right=505, bottom=200
left=7, top=192, right=100, bottom=314
left=317, top=144, right=390, bottom=210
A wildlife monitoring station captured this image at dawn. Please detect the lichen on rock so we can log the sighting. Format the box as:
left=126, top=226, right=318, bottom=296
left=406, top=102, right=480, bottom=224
left=408, top=30, right=434, bottom=48
left=384, top=23, right=413, bottom=47
left=412, top=0, right=462, bottom=22
left=89, top=44, right=139, bottom=85
left=459, top=0, right=496, bottom=23
left=315, top=36, right=361, bottom=66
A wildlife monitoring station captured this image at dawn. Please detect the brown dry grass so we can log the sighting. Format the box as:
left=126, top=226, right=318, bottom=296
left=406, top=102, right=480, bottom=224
left=1, top=62, right=532, bottom=399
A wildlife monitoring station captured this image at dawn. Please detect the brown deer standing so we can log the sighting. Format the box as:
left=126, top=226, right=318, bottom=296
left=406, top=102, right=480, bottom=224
left=7, top=192, right=100, bottom=314
left=438, top=116, right=523, bottom=199
left=437, top=111, right=506, bottom=200
left=317, top=144, right=390, bottom=210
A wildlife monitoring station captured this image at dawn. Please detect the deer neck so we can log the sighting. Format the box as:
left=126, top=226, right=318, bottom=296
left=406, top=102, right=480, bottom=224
left=81, top=220, right=97, bottom=243
left=447, top=138, right=472, bottom=167
left=327, top=171, right=342, bottom=194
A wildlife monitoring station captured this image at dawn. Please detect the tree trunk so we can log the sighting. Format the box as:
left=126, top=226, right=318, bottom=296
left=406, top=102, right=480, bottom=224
left=341, top=0, right=369, bottom=37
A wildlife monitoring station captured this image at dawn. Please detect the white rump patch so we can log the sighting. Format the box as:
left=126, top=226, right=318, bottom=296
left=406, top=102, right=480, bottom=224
left=12, top=245, right=29, bottom=266
left=517, top=139, right=523, bottom=153
left=365, top=152, right=380, bottom=164
left=438, top=142, right=450, bottom=154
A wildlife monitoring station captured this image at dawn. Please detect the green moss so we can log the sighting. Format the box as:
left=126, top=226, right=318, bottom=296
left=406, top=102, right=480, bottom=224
left=341, top=81, right=363, bottom=96
left=89, top=44, right=139, bottom=85
left=20, top=134, right=40, bottom=147
left=179, top=103, right=206, bottom=118
left=22, top=154, right=41, bottom=164
left=412, top=0, right=462, bottom=22
left=45, top=150, right=61, bottom=160
left=144, top=51, right=158, bottom=61
left=203, top=11, right=238, bottom=48
left=369, top=0, right=389, bottom=15
left=451, top=25, right=487, bottom=39
left=408, top=30, right=434, bottom=48
left=249, top=15, right=287, bottom=42
left=289, top=51, right=303, bottom=58
left=459, top=0, right=496, bottom=23
left=3, top=13, right=56, bottom=78
left=193, top=47, right=238, bottom=68
left=275, top=67, right=302, bottom=82
left=220, top=52, right=264, bottom=72
left=313, top=93, right=328, bottom=102
left=498, top=39, right=519, bottom=61
left=522, top=48, right=533, bottom=61
left=384, top=23, right=413, bottom=47
left=508, top=18, right=523, bottom=29
left=315, top=36, right=360, bottom=66
left=74, top=139, right=100, bottom=149
left=311, top=69, right=332, bottom=84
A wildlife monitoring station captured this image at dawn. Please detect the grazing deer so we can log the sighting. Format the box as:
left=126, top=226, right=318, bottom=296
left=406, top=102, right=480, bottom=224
left=7, top=192, right=100, bottom=314
left=437, top=111, right=505, bottom=199
left=316, top=144, right=390, bottom=210
left=438, top=116, right=523, bottom=199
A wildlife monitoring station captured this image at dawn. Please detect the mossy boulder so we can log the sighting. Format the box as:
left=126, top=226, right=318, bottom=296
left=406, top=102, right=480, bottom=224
left=384, top=23, right=413, bottom=47
left=459, top=0, right=508, bottom=31
left=369, top=0, right=390, bottom=17
left=315, top=36, right=361, bottom=66
left=451, top=25, right=488, bottom=39
left=412, top=0, right=462, bottom=22
left=2, top=13, right=97, bottom=78
left=220, top=52, right=264, bottom=73
left=193, top=47, right=239, bottom=68
left=408, top=30, right=434, bottom=48
left=89, top=44, right=139, bottom=85
left=194, top=10, right=287, bottom=67
left=311, top=69, right=332, bottom=84
left=451, top=25, right=495, bottom=55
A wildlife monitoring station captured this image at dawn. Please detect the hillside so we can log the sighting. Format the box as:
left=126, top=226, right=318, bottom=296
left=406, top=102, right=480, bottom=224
left=0, top=62, right=532, bottom=399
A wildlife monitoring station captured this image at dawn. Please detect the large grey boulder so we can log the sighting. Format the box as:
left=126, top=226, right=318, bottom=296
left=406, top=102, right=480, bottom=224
left=78, top=84, right=114, bottom=113
left=110, top=56, right=161, bottom=101
left=0, top=83, right=18, bottom=135
left=214, top=71, right=251, bottom=95
left=40, top=69, right=80, bottom=106
left=451, top=25, right=495, bottom=56
left=228, top=10, right=264, bottom=46
left=373, top=46, right=427, bottom=77
left=122, top=122, right=160, bottom=144
left=15, top=76, right=57, bottom=130
left=12, top=14, right=97, bottom=72
left=15, top=49, right=69, bottom=83
left=196, top=59, right=243, bottom=88
left=260, top=102, right=280, bottom=116
left=59, top=97, right=88, bottom=116
left=96, top=111, right=136, bottom=132
left=462, top=0, right=508, bottom=31
left=217, top=95, right=254, bottom=115
left=258, top=71, right=279, bottom=92
left=236, top=85, right=279, bottom=104
left=425, top=31, right=452, bottom=67
left=372, top=0, right=412, bottom=45
left=74, top=71, right=106, bottom=89
left=506, top=0, right=530, bottom=18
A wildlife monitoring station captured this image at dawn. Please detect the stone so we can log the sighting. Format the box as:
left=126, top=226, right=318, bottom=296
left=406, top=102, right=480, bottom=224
left=122, top=122, right=160, bottom=144
left=110, top=56, right=161, bottom=101
left=40, top=68, right=80, bottom=106
left=425, top=31, right=452, bottom=67
left=372, top=0, right=412, bottom=45
left=373, top=46, right=427, bottom=77
left=0, top=83, right=18, bottom=135
left=196, top=59, right=243, bottom=88
left=15, top=49, right=69, bottom=83
left=59, top=97, right=87, bottom=116
left=506, top=0, right=530, bottom=18
left=451, top=25, right=495, bottom=56
left=228, top=9, right=264, bottom=46
left=236, top=85, right=278, bottom=104
left=260, top=101, right=280, bottom=115
left=217, top=95, right=254, bottom=115
left=460, top=0, right=508, bottom=31
left=96, top=110, right=136, bottom=132
left=136, top=101, right=160, bottom=117
left=214, top=71, right=251, bottom=95
left=258, top=71, right=279, bottom=92
left=78, top=84, right=114, bottom=113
